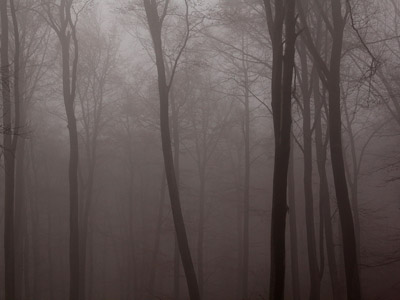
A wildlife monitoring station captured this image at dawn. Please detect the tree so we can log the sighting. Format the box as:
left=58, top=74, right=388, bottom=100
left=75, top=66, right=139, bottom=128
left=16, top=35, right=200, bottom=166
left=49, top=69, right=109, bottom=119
left=142, top=1, right=200, bottom=299
left=1, top=0, right=21, bottom=298
left=263, top=0, right=297, bottom=299
left=41, top=1, right=83, bottom=299
left=298, top=0, right=361, bottom=298
left=76, top=12, right=118, bottom=299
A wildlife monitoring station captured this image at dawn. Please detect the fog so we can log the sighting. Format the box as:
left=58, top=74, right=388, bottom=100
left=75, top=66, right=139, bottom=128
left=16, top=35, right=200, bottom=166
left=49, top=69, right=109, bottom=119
left=0, top=0, right=399, bottom=299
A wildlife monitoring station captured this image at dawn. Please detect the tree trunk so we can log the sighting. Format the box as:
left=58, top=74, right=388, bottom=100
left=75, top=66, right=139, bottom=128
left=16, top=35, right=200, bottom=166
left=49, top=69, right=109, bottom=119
left=61, top=36, right=80, bottom=299
left=143, top=2, right=200, bottom=299
left=298, top=43, right=321, bottom=300
left=1, top=0, right=18, bottom=297
left=266, top=0, right=296, bottom=298
left=242, top=52, right=251, bottom=300
left=314, top=77, right=340, bottom=299
left=171, top=88, right=182, bottom=300
left=288, top=142, right=300, bottom=300
left=148, top=173, right=167, bottom=296
left=328, top=2, right=361, bottom=298
left=197, top=166, right=206, bottom=298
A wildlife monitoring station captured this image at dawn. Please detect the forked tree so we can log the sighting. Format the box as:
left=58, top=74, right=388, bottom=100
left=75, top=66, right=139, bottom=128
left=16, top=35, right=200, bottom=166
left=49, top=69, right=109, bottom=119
left=263, top=0, right=297, bottom=299
left=142, top=1, right=200, bottom=299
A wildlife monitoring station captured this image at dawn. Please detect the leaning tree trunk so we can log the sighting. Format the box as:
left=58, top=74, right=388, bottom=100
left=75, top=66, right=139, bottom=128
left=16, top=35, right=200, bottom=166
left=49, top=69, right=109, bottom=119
left=314, top=77, right=340, bottom=299
left=143, top=2, right=200, bottom=299
left=148, top=173, right=167, bottom=296
left=328, top=1, right=361, bottom=298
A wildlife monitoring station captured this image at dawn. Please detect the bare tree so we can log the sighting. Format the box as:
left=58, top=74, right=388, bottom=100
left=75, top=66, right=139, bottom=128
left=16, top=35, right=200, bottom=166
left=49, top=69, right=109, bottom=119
left=263, top=0, right=297, bottom=299
left=142, top=1, right=200, bottom=299
left=1, top=0, right=21, bottom=298
left=298, top=0, right=361, bottom=298
left=40, top=1, right=83, bottom=299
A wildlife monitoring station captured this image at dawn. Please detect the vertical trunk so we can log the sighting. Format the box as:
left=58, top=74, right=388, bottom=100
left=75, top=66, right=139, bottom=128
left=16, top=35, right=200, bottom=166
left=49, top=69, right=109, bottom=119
left=148, top=173, right=167, bottom=296
left=197, top=166, right=206, bottom=297
left=1, top=0, right=17, bottom=298
left=242, top=65, right=250, bottom=300
left=143, top=2, right=200, bottom=299
left=15, top=131, right=26, bottom=300
left=314, top=78, right=340, bottom=299
left=171, top=89, right=181, bottom=300
left=343, top=101, right=361, bottom=259
left=298, top=44, right=320, bottom=300
left=55, top=3, right=81, bottom=298
left=14, top=28, right=26, bottom=300
left=127, top=159, right=138, bottom=299
left=28, top=141, right=40, bottom=300
left=328, top=2, right=360, bottom=298
left=61, top=38, right=80, bottom=300
left=47, top=211, right=55, bottom=300
left=80, top=160, right=96, bottom=300
left=87, top=229, right=94, bottom=300
left=288, top=143, right=300, bottom=300
left=267, top=0, right=296, bottom=298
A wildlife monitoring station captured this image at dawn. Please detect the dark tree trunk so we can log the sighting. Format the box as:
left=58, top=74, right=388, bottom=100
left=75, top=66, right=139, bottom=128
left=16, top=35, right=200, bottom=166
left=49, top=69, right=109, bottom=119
left=197, top=166, right=206, bottom=297
left=60, top=36, right=80, bottom=300
left=264, top=0, right=296, bottom=299
left=298, top=43, right=321, bottom=300
left=242, top=55, right=251, bottom=300
left=288, top=142, right=300, bottom=300
left=314, top=77, right=340, bottom=299
left=1, top=0, right=20, bottom=298
left=143, top=2, right=200, bottom=299
left=148, top=173, right=167, bottom=296
left=298, top=0, right=361, bottom=297
left=328, top=2, right=361, bottom=298
left=171, top=88, right=182, bottom=300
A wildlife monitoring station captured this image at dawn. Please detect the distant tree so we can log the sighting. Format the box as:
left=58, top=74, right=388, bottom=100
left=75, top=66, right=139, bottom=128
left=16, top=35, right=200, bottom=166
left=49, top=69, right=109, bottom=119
left=1, top=0, right=21, bottom=298
left=76, top=11, right=119, bottom=300
left=40, top=1, right=85, bottom=299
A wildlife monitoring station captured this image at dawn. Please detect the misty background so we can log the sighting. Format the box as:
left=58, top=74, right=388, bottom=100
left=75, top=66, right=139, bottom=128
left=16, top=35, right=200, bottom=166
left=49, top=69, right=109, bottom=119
left=0, top=0, right=399, bottom=300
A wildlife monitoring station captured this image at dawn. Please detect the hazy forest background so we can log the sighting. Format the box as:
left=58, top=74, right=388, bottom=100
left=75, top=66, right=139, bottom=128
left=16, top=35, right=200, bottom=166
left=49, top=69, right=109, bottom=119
left=0, top=0, right=399, bottom=299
